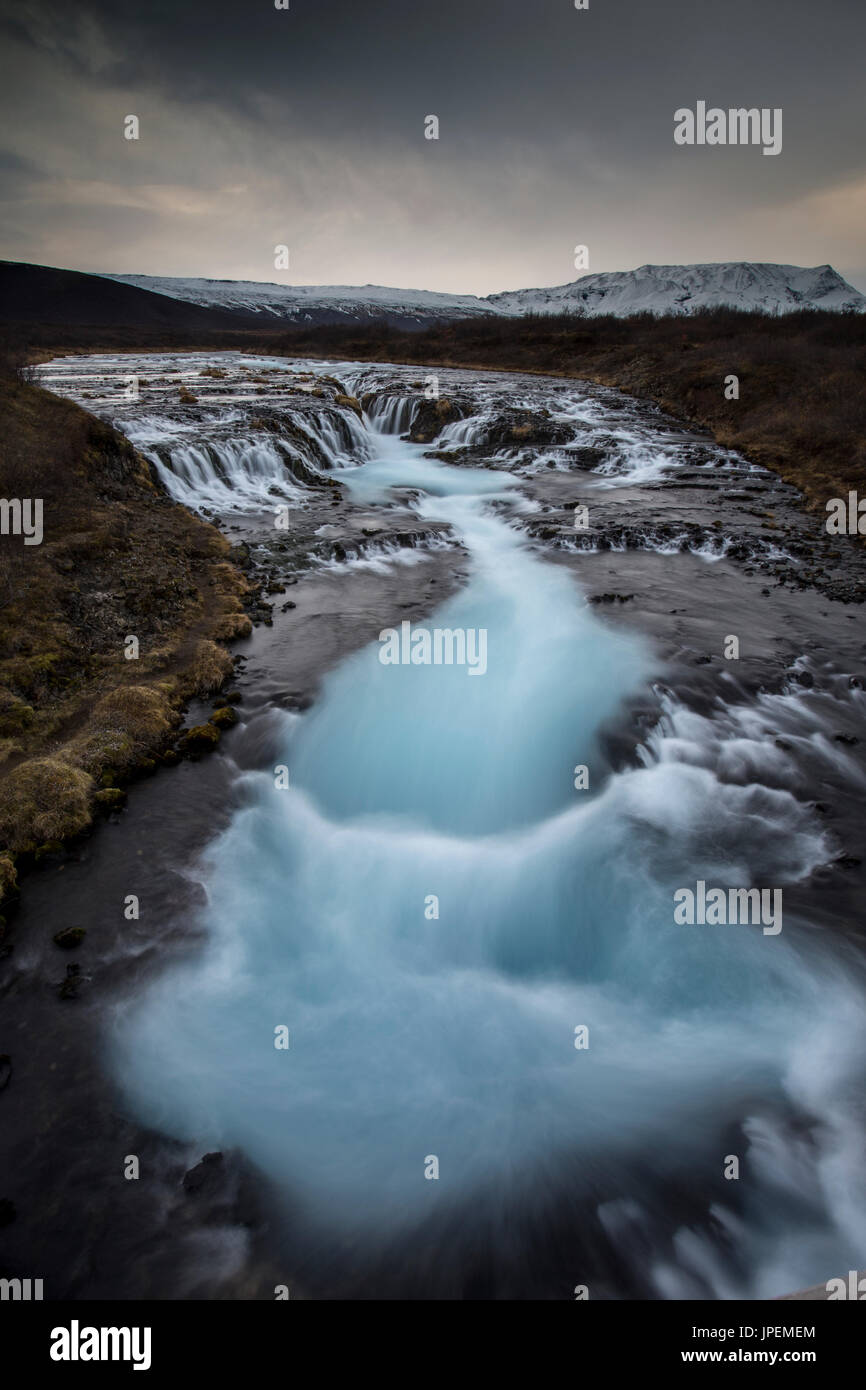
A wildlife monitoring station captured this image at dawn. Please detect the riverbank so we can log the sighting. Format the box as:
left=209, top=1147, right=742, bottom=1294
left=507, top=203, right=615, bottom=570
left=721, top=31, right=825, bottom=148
left=0, top=370, right=253, bottom=922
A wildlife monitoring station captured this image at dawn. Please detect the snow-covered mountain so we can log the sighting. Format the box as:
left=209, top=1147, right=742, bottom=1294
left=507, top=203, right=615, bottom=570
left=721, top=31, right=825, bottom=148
left=98, top=274, right=492, bottom=327
left=488, top=263, right=866, bottom=317
left=101, top=262, right=866, bottom=326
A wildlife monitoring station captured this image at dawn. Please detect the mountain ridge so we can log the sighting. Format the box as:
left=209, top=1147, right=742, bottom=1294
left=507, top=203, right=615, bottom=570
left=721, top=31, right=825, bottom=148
left=101, top=261, right=866, bottom=324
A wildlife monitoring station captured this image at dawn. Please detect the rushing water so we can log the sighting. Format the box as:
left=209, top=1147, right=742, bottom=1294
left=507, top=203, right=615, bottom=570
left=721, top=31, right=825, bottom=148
left=32, top=353, right=866, bottom=1299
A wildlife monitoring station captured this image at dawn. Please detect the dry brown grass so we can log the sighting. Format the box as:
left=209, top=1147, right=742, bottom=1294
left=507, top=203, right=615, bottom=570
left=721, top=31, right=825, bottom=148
left=0, top=853, right=16, bottom=901
left=185, top=639, right=235, bottom=693
left=70, top=685, right=177, bottom=778
left=0, top=368, right=250, bottom=895
left=0, top=758, right=94, bottom=853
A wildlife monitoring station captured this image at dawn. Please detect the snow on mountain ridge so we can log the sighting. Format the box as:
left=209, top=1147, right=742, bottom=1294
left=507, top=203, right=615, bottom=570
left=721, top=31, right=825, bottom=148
left=489, top=263, right=866, bottom=316
left=101, top=262, right=866, bottom=322
left=99, top=273, right=492, bottom=321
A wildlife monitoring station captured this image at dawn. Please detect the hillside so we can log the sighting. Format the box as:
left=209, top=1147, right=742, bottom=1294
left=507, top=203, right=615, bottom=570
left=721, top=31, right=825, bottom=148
left=0, top=260, right=265, bottom=335
left=103, top=260, right=866, bottom=324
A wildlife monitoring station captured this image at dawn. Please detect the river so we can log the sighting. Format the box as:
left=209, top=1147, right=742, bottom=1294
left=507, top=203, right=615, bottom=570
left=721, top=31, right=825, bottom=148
left=4, top=351, right=865, bottom=1300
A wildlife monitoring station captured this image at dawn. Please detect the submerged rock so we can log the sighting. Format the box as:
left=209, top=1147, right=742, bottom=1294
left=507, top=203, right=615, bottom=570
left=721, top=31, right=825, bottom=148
left=53, top=927, right=86, bottom=949
left=182, top=1151, right=224, bottom=1196
left=58, top=964, right=81, bottom=1000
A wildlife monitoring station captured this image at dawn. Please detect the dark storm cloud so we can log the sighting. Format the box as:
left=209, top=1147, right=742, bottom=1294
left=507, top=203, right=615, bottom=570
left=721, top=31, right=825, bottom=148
left=1, top=0, right=864, bottom=291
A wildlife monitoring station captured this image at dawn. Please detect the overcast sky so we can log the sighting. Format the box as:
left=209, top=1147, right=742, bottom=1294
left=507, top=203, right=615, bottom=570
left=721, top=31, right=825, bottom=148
left=1, top=0, right=864, bottom=294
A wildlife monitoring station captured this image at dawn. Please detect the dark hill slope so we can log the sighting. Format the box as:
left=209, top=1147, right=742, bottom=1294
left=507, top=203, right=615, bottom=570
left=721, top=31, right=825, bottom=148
left=0, top=260, right=263, bottom=334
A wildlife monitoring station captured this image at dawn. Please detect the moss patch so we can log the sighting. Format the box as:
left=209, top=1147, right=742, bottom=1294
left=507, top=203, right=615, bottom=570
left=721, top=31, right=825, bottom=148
left=210, top=705, right=238, bottom=728
left=178, top=722, right=221, bottom=756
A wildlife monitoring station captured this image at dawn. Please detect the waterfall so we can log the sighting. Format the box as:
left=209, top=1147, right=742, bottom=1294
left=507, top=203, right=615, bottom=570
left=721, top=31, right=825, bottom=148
left=363, top=393, right=418, bottom=435
left=145, top=437, right=304, bottom=510
left=35, top=350, right=866, bottom=1298
left=141, top=406, right=374, bottom=512
left=107, top=402, right=866, bottom=1299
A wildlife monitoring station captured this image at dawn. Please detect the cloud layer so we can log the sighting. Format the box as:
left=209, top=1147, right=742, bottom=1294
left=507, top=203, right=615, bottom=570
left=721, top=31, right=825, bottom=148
left=1, top=0, right=863, bottom=292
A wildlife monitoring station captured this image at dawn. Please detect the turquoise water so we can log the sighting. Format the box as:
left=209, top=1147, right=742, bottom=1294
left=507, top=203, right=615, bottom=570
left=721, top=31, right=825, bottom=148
left=109, top=411, right=866, bottom=1296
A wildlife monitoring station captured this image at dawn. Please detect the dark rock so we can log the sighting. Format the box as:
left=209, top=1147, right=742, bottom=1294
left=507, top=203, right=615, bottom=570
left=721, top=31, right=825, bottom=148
left=178, top=723, right=221, bottom=757
left=53, top=927, right=86, bottom=949
left=210, top=706, right=238, bottom=729
left=94, top=787, right=127, bottom=813
left=408, top=397, right=466, bottom=443
left=58, top=964, right=81, bottom=1000
left=481, top=410, right=576, bottom=449
left=34, top=841, right=64, bottom=864
left=567, top=446, right=609, bottom=469
left=835, top=854, right=862, bottom=870
left=182, top=1151, right=224, bottom=1196
left=0, top=1054, right=11, bottom=1091
left=228, top=542, right=253, bottom=570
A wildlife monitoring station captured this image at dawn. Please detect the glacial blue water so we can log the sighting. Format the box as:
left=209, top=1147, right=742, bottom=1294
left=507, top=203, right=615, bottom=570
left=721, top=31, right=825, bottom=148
left=107, top=401, right=866, bottom=1298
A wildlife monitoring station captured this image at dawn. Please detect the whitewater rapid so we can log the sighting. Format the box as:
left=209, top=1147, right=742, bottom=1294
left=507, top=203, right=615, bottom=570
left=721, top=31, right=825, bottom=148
left=99, top=399, right=865, bottom=1299
left=32, top=352, right=866, bottom=1298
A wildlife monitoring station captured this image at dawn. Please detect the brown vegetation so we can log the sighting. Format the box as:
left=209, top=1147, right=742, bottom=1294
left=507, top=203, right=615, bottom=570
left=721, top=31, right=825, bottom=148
left=0, top=360, right=249, bottom=898
left=0, top=759, right=94, bottom=854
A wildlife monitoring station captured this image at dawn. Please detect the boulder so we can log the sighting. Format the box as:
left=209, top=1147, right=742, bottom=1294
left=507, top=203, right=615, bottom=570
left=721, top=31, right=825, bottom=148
left=53, top=927, right=86, bottom=949
left=177, top=722, right=221, bottom=757
left=408, top=398, right=465, bottom=443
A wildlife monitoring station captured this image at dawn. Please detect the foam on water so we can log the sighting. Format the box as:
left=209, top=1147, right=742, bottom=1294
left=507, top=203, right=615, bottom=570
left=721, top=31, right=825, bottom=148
left=35, top=353, right=865, bottom=1295
left=105, top=402, right=866, bottom=1296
